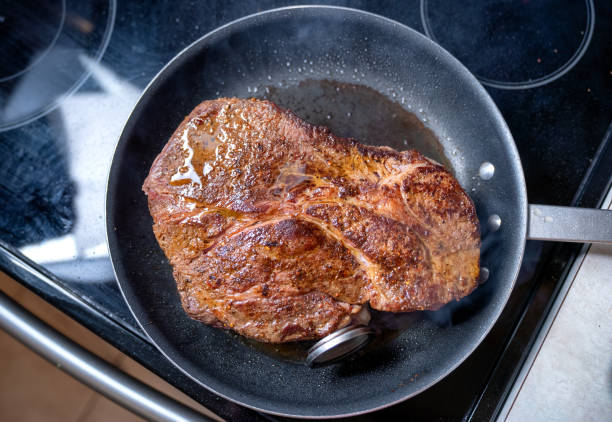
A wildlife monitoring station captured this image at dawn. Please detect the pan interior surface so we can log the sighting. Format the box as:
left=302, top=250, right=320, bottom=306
left=106, top=6, right=526, bottom=418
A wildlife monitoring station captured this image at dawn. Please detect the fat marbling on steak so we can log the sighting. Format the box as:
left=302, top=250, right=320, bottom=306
left=143, top=98, right=480, bottom=343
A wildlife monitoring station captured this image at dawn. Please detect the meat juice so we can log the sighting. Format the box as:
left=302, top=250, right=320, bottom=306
left=260, top=79, right=450, bottom=170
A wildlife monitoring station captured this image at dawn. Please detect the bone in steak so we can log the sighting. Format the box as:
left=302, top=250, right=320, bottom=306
left=143, top=98, right=480, bottom=343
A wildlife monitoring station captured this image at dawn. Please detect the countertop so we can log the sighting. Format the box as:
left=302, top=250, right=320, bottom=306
left=500, top=186, right=612, bottom=422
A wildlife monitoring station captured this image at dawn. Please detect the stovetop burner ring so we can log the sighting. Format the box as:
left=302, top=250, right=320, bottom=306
left=0, top=0, right=116, bottom=132
left=0, top=0, right=66, bottom=83
left=420, top=0, right=595, bottom=90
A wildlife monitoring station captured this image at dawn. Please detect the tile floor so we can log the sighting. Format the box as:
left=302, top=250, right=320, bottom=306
left=0, top=272, right=223, bottom=422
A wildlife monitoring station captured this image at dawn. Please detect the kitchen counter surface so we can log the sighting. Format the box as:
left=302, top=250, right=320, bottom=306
left=500, top=186, right=612, bottom=421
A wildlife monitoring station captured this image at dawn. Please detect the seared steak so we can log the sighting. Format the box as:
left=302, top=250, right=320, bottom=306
left=143, top=98, right=480, bottom=343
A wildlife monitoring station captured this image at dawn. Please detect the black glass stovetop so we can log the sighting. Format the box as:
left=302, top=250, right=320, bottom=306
left=0, top=1, right=610, bottom=421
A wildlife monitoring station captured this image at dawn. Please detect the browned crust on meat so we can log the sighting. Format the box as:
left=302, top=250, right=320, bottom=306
left=143, top=98, right=480, bottom=342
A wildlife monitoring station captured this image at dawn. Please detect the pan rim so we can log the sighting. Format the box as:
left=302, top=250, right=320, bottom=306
left=106, top=4, right=528, bottom=419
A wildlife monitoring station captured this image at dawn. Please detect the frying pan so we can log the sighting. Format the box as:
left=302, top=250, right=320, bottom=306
left=106, top=6, right=612, bottom=418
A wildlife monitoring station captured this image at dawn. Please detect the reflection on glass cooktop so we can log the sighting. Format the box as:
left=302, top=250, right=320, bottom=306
left=0, top=0, right=115, bottom=130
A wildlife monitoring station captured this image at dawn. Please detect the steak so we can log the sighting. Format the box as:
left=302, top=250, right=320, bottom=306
left=143, top=98, right=480, bottom=343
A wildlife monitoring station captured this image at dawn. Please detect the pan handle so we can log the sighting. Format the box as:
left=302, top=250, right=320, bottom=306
left=527, top=204, right=612, bottom=244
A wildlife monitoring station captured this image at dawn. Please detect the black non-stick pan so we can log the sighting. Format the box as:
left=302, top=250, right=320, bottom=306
left=106, top=6, right=612, bottom=418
